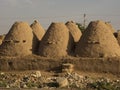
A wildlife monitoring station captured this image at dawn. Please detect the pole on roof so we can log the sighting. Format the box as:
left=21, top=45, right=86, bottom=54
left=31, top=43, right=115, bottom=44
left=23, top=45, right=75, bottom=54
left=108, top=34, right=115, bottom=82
left=83, top=13, right=86, bottom=28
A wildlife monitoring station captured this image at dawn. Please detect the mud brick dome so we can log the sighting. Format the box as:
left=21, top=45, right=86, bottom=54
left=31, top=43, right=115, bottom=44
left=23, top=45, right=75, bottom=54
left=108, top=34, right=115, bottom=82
left=75, top=20, right=120, bottom=58
left=0, top=22, right=33, bottom=56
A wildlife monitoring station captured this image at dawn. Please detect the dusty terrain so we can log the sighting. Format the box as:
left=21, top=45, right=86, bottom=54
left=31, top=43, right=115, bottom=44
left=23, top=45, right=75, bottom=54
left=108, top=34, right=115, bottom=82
left=0, top=69, right=119, bottom=90
left=0, top=54, right=119, bottom=90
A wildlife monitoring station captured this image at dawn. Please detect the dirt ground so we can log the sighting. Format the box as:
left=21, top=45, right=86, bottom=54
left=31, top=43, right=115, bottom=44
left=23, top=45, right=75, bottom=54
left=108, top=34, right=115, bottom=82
left=1, top=70, right=119, bottom=80
left=0, top=70, right=119, bottom=90
left=0, top=54, right=119, bottom=90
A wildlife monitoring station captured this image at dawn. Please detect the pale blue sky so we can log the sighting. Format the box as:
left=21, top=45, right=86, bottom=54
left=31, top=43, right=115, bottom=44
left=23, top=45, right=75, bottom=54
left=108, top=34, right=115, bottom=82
left=0, top=0, right=120, bottom=34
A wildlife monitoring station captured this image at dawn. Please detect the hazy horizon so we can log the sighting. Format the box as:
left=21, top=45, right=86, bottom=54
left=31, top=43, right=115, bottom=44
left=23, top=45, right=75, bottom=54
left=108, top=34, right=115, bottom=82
left=0, top=0, right=120, bottom=34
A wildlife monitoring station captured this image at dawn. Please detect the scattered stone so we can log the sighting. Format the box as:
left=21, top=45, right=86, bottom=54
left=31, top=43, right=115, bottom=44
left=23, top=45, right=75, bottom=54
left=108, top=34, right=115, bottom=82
left=31, top=71, right=41, bottom=78
left=23, top=84, right=27, bottom=88
left=0, top=71, right=119, bottom=89
left=6, top=85, right=10, bottom=88
left=23, top=75, right=29, bottom=82
left=56, top=77, right=69, bottom=88
left=62, top=63, right=74, bottom=73
left=0, top=72, right=5, bottom=75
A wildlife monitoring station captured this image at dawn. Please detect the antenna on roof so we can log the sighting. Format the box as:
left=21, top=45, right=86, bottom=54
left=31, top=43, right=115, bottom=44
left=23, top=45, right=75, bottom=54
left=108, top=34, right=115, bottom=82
left=83, top=13, right=86, bottom=28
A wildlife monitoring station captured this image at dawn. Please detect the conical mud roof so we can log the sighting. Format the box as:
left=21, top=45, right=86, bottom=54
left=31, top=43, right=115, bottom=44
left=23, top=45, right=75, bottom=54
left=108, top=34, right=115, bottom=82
left=38, top=22, right=70, bottom=57
left=31, top=20, right=45, bottom=54
left=0, top=22, right=33, bottom=56
left=66, top=21, right=82, bottom=42
left=0, top=39, right=2, bottom=45
left=75, top=20, right=120, bottom=57
left=116, top=30, right=120, bottom=45
left=105, top=22, right=115, bottom=33
left=0, top=35, right=5, bottom=45
left=31, top=20, right=45, bottom=41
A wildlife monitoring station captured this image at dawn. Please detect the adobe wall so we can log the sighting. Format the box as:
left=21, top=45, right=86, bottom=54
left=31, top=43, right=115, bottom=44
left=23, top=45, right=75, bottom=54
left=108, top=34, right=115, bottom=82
left=0, top=56, right=119, bottom=75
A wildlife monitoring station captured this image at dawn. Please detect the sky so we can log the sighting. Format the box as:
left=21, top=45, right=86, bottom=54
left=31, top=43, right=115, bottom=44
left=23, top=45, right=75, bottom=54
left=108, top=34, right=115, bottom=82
left=0, top=0, right=120, bottom=34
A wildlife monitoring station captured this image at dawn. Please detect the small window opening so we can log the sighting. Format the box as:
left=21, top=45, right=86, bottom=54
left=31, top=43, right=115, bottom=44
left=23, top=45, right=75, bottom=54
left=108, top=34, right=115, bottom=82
left=23, top=40, right=26, bottom=43
left=4, top=40, right=12, bottom=43
left=14, top=40, right=19, bottom=43
left=114, top=32, right=118, bottom=38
